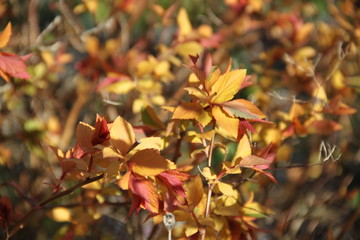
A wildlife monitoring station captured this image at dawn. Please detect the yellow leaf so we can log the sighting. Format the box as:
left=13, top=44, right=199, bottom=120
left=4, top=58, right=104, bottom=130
left=216, top=182, right=234, bottom=197
left=85, top=35, right=99, bottom=56
left=131, top=149, right=169, bottom=176
left=186, top=175, right=204, bottom=209
left=118, top=171, right=130, bottom=190
left=172, top=102, right=210, bottom=126
left=0, top=22, right=11, bottom=49
left=51, top=207, right=71, bottom=222
left=184, top=87, right=210, bottom=102
left=212, top=105, right=239, bottom=140
left=313, top=86, right=328, bottom=111
left=154, top=60, right=171, bottom=77
left=103, top=80, right=134, bottom=95
left=177, top=8, right=192, bottom=37
left=210, top=69, right=246, bottom=103
left=260, top=127, right=282, bottom=145
left=185, top=218, right=198, bottom=237
left=202, top=167, right=217, bottom=180
left=233, top=134, right=251, bottom=163
left=110, top=116, right=135, bottom=156
left=198, top=217, right=215, bottom=228
left=41, top=51, right=55, bottom=67
left=83, top=0, right=98, bottom=14
left=176, top=41, right=203, bottom=57
left=129, top=137, right=163, bottom=156
left=331, top=70, right=345, bottom=90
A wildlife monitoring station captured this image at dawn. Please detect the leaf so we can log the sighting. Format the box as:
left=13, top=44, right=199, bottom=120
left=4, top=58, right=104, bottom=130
left=75, top=122, right=95, bottom=149
left=157, top=170, right=190, bottom=204
left=128, top=173, right=159, bottom=215
left=51, top=207, right=71, bottom=222
left=0, top=22, right=11, bottom=48
left=177, top=8, right=192, bottom=37
left=232, top=134, right=252, bottom=164
left=91, top=114, right=110, bottom=145
left=131, top=149, right=169, bottom=176
left=185, top=218, right=199, bottom=237
left=184, top=87, right=210, bottom=102
left=308, top=119, right=342, bottom=135
left=323, top=95, right=357, bottom=115
left=210, top=69, right=246, bottom=103
left=212, top=105, right=239, bottom=140
left=186, top=175, right=204, bottom=209
left=0, top=53, right=31, bottom=82
left=118, top=171, right=131, bottom=190
left=176, top=41, right=203, bottom=57
left=251, top=167, right=277, bottom=183
left=217, top=182, right=235, bottom=197
left=172, top=102, right=211, bottom=126
left=110, top=116, right=135, bottom=156
left=237, top=155, right=272, bottom=168
left=222, top=99, right=266, bottom=120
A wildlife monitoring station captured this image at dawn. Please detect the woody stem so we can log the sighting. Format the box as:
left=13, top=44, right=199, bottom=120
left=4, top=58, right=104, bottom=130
left=201, top=133, right=215, bottom=240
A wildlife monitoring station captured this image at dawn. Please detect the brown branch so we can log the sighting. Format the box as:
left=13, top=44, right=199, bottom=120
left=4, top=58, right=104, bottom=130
left=4, top=174, right=104, bottom=240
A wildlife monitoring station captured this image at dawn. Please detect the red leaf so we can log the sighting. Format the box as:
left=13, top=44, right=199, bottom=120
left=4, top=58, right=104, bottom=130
left=128, top=173, right=159, bottom=217
left=0, top=53, right=30, bottom=82
left=91, top=114, right=110, bottom=145
left=157, top=170, right=190, bottom=207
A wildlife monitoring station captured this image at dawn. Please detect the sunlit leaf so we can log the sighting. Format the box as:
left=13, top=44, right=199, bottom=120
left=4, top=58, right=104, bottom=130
left=51, top=207, right=71, bottom=222
left=212, top=105, right=239, bottom=140
left=131, top=149, right=169, bottom=176
left=222, top=99, right=266, bottom=120
left=177, top=8, right=192, bottom=37
left=0, top=22, right=11, bottom=48
left=210, top=69, right=246, bottom=103
left=110, top=116, right=135, bottom=156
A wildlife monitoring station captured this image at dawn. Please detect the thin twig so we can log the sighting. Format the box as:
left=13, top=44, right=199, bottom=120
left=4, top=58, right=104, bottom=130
left=5, top=174, right=104, bottom=239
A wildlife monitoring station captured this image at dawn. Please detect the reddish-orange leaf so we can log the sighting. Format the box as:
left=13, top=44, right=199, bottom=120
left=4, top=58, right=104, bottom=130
left=129, top=173, right=159, bottom=215
left=0, top=53, right=31, bottom=82
left=308, top=120, right=342, bottom=135
left=222, top=99, right=266, bottom=120
left=157, top=170, right=190, bottom=199
left=91, top=114, right=110, bottom=146
left=323, top=95, right=357, bottom=115
left=0, top=22, right=11, bottom=48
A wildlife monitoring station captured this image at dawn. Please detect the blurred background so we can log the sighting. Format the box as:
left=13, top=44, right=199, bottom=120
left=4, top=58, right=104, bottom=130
left=0, top=0, right=360, bottom=239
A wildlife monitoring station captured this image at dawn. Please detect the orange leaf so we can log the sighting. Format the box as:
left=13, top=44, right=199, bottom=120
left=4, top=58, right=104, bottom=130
left=222, top=99, right=266, bottom=120
left=75, top=122, right=95, bottom=150
left=172, top=102, right=211, bottom=126
left=0, top=22, right=11, bottom=48
left=110, top=116, right=135, bottom=156
left=186, top=175, right=204, bottom=210
left=308, top=120, right=342, bottom=135
left=131, top=149, right=170, bottom=176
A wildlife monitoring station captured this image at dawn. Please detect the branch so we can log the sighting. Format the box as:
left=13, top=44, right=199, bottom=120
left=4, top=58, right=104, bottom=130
left=4, top=174, right=104, bottom=240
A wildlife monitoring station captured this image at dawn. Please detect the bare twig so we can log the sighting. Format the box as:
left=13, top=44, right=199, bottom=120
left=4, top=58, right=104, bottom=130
left=4, top=174, right=104, bottom=240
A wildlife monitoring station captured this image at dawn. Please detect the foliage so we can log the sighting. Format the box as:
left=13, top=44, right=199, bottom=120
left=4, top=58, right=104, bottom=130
left=1, top=0, right=360, bottom=239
